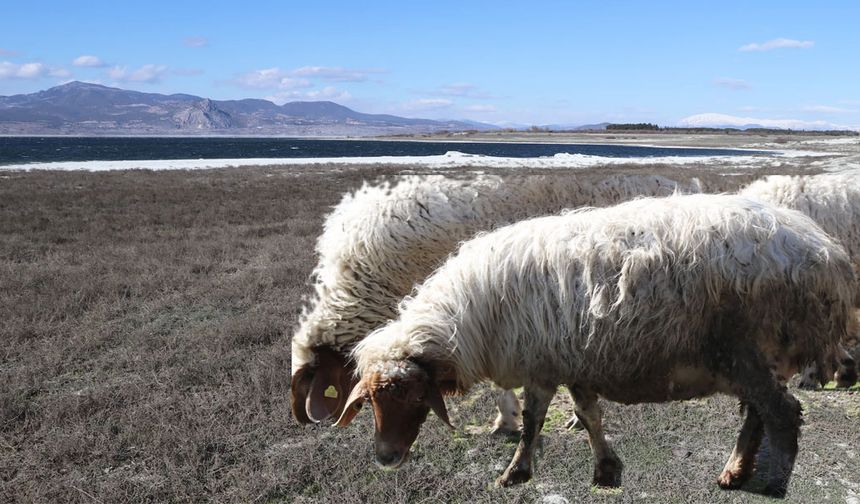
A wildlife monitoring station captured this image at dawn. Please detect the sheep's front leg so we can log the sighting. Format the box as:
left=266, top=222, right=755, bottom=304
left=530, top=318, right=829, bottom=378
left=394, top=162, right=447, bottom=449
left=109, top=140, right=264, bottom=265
left=496, top=386, right=553, bottom=487
left=491, top=388, right=522, bottom=435
left=717, top=403, right=763, bottom=489
left=571, top=387, right=623, bottom=487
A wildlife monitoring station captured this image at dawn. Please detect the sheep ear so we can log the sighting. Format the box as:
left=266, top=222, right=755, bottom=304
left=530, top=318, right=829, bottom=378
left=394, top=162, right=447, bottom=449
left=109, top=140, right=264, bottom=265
left=290, top=366, right=314, bottom=424
left=426, top=385, right=453, bottom=429
left=306, top=350, right=356, bottom=422
left=335, top=379, right=369, bottom=427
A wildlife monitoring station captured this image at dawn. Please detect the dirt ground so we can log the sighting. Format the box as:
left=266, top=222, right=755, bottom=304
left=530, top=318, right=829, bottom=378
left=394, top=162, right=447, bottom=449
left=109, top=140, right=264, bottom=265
left=1, top=154, right=858, bottom=503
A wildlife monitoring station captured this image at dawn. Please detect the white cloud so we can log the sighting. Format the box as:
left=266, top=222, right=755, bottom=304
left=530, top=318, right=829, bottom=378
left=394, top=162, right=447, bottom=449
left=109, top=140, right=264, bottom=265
left=108, top=64, right=168, bottom=83
left=73, top=55, right=106, bottom=67
left=401, top=98, right=454, bottom=111
left=265, top=86, right=352, bottom=105
left=183, top=36, right=209, bottom=48
left=435, top=82, right=494, bottom=99
left=234, top=67, right=312, bottom=89
left=679, top=112, right=852, bottom=130
left=306, top=86, right=352, bottom=100
left=234, top=65, right=385, bottom=91
left=0, top=48, right=17, bottom=56
left=802, top=105, right=856, bottom=114
left=291, top=66, right=383, bottom=82
left=714, top=77, right=751, bottom=90
left=738, top=38, right=814, bottom=52
left=464, top=104, right=497, bottom=112
left=0, top=61, right=69, bottom=79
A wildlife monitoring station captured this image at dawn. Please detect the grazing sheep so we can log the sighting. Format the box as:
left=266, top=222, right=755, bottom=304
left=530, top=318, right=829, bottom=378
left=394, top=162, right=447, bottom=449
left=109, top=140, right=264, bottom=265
left=740, top=171, right=860, bottom=388
left=337, top=194, right=856, bottom=497
left=291, top=173, right=701, bottom=429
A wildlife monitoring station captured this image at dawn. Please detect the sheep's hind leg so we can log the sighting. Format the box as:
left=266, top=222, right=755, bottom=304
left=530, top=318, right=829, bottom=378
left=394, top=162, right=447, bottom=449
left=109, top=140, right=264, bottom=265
left=496, top=386, right=553, bottom=487
left=835, top=345, right=858, bottom=388
left=491, top=388, right=522, bottom=435
left=724, top=345, right=802, bottom=498
left=570, top=387, right=623, bottom=488
left=717, top=403, right=763, bottom=489
left=564, top=387, right=583, bottom=430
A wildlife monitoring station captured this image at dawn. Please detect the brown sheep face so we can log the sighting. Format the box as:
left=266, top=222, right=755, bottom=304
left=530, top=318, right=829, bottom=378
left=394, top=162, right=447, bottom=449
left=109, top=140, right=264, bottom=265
left=336, top=360, right=452, bottom=468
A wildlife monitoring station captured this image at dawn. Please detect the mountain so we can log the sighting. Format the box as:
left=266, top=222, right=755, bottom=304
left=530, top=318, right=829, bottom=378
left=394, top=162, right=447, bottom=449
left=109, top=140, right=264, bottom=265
left=677, top=113, right=852, bottom=131
left=540, top=122, right=609, bottom=131
left=0, top=82, right=498, bottom=136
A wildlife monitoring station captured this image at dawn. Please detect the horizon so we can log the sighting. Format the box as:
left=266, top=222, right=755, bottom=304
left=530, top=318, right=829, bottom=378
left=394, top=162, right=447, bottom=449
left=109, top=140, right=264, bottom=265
left=2, top=1, right=859, bottom=129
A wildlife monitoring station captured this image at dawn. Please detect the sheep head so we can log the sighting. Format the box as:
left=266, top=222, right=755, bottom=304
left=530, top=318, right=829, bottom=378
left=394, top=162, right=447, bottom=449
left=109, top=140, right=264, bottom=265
left=336, top=359, right=453, bottom=468
left=290, top=346, right=357, bottom=424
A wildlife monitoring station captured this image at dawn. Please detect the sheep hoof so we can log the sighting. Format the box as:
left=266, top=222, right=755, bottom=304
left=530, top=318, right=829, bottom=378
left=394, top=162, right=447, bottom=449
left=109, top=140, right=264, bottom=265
left=717, top=467, right=751, bottom=490
left=565, top=415, right=583, bottom=431
left=496, top=467, right=532, bottom=487
left=593, top=458, right=623, bottom=488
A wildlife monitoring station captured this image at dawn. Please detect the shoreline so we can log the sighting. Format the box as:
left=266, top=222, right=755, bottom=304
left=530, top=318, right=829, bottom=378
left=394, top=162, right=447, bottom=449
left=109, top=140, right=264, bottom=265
left=3, top=133, right=856, bottom=172
left=0, top=150, right=806, bottom=172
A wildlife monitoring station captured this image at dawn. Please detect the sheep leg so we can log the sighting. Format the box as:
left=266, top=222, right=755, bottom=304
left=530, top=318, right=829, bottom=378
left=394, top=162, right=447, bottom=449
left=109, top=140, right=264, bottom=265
left=564, top=414, right=583, bottom=430
left=496, top=386, right=553, bottom=487
left=797, top=363, right=822, bottom=390
left=724, top=346, right=802, bottom=498
left=491, top=388, right=522, bottom=435
left=798, top=344, right=857, bottom=389
left=570, top=387, right=623, bottom=488
left=835, top=345, right=858, bottom=388
left=717, top=404, right=763, bottom=489
left=564, top=387, right=583, bottom=430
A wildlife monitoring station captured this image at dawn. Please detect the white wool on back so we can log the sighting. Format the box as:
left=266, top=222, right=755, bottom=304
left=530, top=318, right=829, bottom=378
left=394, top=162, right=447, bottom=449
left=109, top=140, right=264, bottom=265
left=292, top=174, right=701, bottom=371
left=353, top=194, right=855, bottom=390
left=740, top=170, right=860, bottom=273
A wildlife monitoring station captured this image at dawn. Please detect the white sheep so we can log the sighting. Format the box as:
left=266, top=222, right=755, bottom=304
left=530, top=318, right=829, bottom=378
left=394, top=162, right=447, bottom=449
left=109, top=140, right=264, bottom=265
left=740, top=171, right=860, bottom=388
left=337, top=194, right=856, bottom=497
left=291, top=173, right=701, bottom=429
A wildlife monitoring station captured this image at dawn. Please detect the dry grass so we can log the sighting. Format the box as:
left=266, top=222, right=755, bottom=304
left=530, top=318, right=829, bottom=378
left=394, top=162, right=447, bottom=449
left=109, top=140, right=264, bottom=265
left=1, top=162, right=857, bottom=503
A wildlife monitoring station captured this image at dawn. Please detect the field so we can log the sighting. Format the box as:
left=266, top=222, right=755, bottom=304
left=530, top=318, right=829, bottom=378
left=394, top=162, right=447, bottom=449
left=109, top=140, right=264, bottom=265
left=1, top=159, right=859, bottom=503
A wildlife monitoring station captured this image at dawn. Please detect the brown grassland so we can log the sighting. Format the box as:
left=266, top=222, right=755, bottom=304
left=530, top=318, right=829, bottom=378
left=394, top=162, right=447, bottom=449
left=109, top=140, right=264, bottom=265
left=1, top=162, right=858, bottom=503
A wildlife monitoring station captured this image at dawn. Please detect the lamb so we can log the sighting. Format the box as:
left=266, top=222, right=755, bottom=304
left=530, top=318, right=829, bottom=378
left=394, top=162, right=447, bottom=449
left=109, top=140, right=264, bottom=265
left=336, top=194, right=856, bottom=497
left=740, top=171, right=860, bottom=388
left=291, top=173, right=701, bottom=429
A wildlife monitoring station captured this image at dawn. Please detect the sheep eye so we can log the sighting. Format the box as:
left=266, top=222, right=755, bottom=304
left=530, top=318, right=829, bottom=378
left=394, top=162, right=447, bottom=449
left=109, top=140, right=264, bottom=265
left=415, top=395, right=424, bottom=403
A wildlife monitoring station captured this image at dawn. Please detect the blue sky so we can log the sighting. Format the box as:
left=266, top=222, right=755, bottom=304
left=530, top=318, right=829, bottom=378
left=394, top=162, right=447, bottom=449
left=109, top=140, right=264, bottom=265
left=2, top=1, right=859, bottom=128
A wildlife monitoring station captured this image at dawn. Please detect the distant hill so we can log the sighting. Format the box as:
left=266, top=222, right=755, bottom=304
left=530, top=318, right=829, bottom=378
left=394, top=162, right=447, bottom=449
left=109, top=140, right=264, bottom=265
left=0, top=82, right=498, bottom=136
left=540, top=122, right=610, bottom=131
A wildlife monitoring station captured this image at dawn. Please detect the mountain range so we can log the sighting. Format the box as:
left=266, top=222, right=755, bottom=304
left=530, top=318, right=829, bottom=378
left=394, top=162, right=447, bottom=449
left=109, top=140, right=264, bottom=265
left=0, top=82, right=498, bottom=136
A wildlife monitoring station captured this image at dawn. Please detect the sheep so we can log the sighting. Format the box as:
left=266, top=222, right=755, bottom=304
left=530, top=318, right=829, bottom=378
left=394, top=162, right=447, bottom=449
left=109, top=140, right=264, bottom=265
left=740, top=171, right=860, bottom=388
left=291, top=173, right=701, bottom=430
left=336, top=194, right=856, bottom=497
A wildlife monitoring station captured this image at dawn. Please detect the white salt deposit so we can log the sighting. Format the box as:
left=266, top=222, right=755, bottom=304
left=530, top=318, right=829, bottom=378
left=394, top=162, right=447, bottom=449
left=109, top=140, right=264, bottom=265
left=0, top=148, right=824, bottom=172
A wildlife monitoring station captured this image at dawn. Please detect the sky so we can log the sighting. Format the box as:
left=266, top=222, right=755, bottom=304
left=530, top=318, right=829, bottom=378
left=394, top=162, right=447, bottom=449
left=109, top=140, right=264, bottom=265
left=2, top=1, right=859, bottom=128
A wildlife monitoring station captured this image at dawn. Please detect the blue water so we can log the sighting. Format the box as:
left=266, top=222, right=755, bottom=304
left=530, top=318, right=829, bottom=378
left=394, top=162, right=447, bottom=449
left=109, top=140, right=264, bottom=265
left=0, top=137, right=768, bottom=165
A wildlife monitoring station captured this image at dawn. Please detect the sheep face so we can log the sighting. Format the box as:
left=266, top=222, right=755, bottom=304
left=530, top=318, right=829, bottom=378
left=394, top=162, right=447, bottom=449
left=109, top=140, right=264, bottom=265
left=336, top=360, right=452, bottom=468
left=290, top=347, right=357, bottom=424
